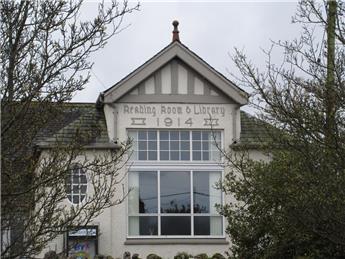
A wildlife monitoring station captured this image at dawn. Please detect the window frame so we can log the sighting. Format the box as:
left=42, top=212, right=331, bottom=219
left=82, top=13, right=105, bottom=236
left=127, top=168, right=225, bottom=239
left=65, top=164, right=88, bottom=205
left=128, top=129, right=222, bottom=162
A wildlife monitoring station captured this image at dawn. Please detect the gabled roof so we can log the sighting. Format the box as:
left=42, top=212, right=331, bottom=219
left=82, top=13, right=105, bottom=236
left=98, top=41, right=248, bottom=105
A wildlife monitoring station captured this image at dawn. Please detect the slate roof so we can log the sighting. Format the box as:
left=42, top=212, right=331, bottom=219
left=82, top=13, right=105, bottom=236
left=35, top=103, right=118, bottom=149
left=233, top=111, right=271, bottom=149
left=36, top=103, right=269, bottom=150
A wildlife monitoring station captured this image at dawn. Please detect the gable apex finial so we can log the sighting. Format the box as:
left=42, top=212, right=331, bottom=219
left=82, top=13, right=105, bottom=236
left=172, top=20, right=180, bottom=43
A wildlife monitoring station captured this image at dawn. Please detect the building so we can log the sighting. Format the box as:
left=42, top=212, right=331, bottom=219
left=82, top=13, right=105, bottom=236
left=36, top=21, right=266, bottom=259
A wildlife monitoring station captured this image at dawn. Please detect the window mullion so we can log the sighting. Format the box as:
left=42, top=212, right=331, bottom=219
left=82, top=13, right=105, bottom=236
left=158, top=170, right=161, bottom=236
left=191, top=170, right=194, bottom=237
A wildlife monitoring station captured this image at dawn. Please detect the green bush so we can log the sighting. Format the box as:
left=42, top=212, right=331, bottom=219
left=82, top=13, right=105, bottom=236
left=194, top=253, right=209, bottom=259
left=211, top=253, right=225, bottom=259
left=146, top=254, right=162, bottom=259
left=174, top=252, right=192, bottom=259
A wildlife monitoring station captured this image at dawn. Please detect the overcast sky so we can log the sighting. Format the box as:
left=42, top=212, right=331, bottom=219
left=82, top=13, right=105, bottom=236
left=73, top=1, right=302, bottom=103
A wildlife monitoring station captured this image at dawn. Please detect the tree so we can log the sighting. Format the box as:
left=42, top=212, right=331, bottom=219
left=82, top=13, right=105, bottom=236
left=221, top=0, right=345, bottom=258
left=0, top=1, right=139, bottom=258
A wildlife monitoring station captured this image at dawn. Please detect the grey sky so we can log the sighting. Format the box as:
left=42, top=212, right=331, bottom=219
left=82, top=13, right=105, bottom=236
left=73, top=1, right=302, bottom=103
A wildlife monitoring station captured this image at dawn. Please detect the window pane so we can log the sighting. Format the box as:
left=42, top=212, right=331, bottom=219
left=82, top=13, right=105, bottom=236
left=193, top=172, right=210, bottom=213
left=160, top=151, right=169, bottom=160
left=181, top=151, right=190, bottom=161
left=180, top=131, right=189, bottom=140
left=202, top=141, right=209, bottom=151
left=138, top=151, right=147, bottom=160
left=194, top=216, right=223, bottom=236
left=192, top=131, right=201, bottom=140
left=180, top=141, right=189, bottom=150
left=161, top=216, right=191, bottom=235
left=129, top=172, right=158, bottom=214
left=160, top=141, right=169, bottom=150
left=194, top=171, right=222, bottom=214
left=148, top=131, right=157, bottom=140
left=148, top=141, right=157, bottom=150
left=192, top=141, right=201, bottom=150
left=129, top=216, right=158, bottom=236
left=138, top=131, right=147, bottom=140
left=170, top=131, right=179, bottom=140
left=148, top=151, right=157, bottom=160
left=138, top=141, right=147, bottom=150
left=161, top=171, right=190, bottom=213
left=202, top=131, right=209, bottom=140
left=193, top=151, right=201, bottom=161
left=170, top=141, right=179, bottom=150
left=160, top=131, right=169, bottom=140
left=203, top=151, right=209, bottom=160
left=170, top=151, right=179, bottom=161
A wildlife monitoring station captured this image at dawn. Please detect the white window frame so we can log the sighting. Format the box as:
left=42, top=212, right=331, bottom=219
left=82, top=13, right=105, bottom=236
left=66, top=164, right=88, bottom=205
left=127, top=129, right=225, bottom=239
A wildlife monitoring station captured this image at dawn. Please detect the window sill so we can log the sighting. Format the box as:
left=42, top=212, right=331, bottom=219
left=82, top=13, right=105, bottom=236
left=124, top=238, right=229, bottom=245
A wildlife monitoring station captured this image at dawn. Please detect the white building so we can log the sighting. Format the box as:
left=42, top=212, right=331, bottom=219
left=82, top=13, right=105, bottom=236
left=37, top=21, right=265, bottom=259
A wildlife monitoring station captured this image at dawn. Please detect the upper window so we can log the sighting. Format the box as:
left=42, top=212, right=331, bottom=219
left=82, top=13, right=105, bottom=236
left=65, top=164, right=87, bottom=204
left=128, top=130, right=221, bottom=161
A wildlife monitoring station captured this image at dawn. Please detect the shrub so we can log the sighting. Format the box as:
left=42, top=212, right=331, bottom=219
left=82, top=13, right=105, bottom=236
left=194, top=253, right=209, bottom=259
left=146, top=254, right=162, bottom=259
left=211, top=253, right=225, bottom=259
left=174, top=252, right=192, bottom=259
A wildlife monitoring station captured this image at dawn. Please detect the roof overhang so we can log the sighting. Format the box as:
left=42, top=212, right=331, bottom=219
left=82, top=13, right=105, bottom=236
left=101, top=42, right=248, bottom=106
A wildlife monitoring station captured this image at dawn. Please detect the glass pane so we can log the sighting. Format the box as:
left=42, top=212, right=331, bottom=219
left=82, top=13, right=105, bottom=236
left=73, top=185, right=79, bottom=193
left=203, top=151, right=209, bottom=160
left=180, top=141, right=189, bottom=150
left=160, top=151, right=169, bottom=160
left=129, top=216, right=158, bottom=236
left=193, top=172, right=210, bottom=213
left=193, top=151, right=201, bottom=161
left=138, top=141, right=147, bottom=151
left=194, top=216, right=223, bottom=236
left=170, top=141, right=179, bottom=150
left=129, top=172, right=158, bottom=214
left=192, top=141, right=201, bottom=150
left=170, top=151, right=179, bottom=161
left=80, top=185, right=87, bottom=194
left=139, top=172, right=158, bottom=213
left=160, top=171, right=190, bottom=213
left=194, top=171, right=222, bottom=214
left=148, top=151, right=157, bottom=160
left=202, top=141, right=209, bottom=151
left=202, top=131, right=209, bottom=140
left=180, top=131, right=189, bottom=140
left=160, top=131, right=169, bottom=140
left=192, top=131, right=201, bottom=140
left=181, top=151, right=190, bottom=161
left=80, top=176, right=87, bottom=184
left=148, top=131, right=157, bottom=140
left=194, top=216, right=210, bottom=235
left=138, top=151, right=147, bottom=160
left=170, top=131, right=179, bottom=140
left=73, top=175, right=79, bottom=183
left=161, top=216, right=191, bottom=235
left=160, top=141, right=169, bottom=150
left=138, top=131, right=147, bottom=140
left=73, top=195, right=79, bottom=204
left=148, top=141, right=157, bottom=150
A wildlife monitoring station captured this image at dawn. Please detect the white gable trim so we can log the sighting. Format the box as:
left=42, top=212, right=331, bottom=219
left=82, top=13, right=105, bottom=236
left=103, top=42, right=248, bottom=105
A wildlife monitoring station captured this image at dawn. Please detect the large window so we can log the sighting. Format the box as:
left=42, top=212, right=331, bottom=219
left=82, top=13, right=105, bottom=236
left=128, top=171, right=223, bottom=237
left=128, top=130, right=221, bottom=161
left=65, top=164, right=87, bottom=204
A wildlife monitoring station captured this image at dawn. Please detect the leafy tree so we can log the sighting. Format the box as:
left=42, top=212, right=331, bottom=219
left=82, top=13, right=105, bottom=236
left=0, top=0, right=138, bottom=258
left=221, top=1, right=345, bottom=258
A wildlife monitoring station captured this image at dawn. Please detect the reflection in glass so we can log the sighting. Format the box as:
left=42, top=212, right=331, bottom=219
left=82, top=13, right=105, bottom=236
left=160, top=171, right=190, bottom=213
left=161, top=216, right=191, bottom=235
left=194, top=216, right=222, bottom=236
left=129, top=216, right=158, bottom=236
left=129, top=172, right=157, bottom=214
